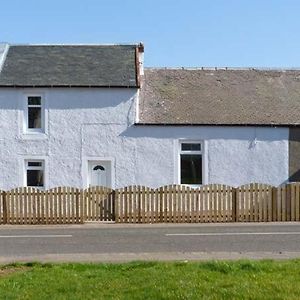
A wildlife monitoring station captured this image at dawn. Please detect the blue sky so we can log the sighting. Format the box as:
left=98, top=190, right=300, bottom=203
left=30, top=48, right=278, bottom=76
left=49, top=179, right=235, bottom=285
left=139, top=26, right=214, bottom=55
left=1, top=0, right=300, bottom=67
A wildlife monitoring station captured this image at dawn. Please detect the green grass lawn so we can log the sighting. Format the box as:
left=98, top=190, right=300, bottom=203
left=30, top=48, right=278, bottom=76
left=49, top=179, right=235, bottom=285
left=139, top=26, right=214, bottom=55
left=1, top=260, right=300, bottom=299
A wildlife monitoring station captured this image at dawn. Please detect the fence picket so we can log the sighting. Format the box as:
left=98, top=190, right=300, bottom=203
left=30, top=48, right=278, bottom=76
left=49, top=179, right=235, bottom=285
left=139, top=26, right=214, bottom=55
left=287, top=185, right=291, bottom=222
left=224, top=186, right=228, bottom=222
left=1, top=192, right=7, bottom=224
left=149, top=189, right=152, bottom=223
left=205, top=186, right=208, bottom=222
left=263, top=186, right=267, bottom=221
left=282, top=185, right=287, bottom=221
left=191, top=187, right=196, bottom=223
left=142, top=186, right=146, bottom=223
left=296, top=184, right=300, bottom=221
left=178, top=186, right=183, bottom=223
left=291, top=184, right=295, bottom=221
left=239, top=187, right=243, bottom=222
left=267, top=186, right=272, bottom=222
left=154, top=188, right=158, bottom=223
left=277, top=186, right=281, bottom=221
left=258, top=184, right=262, bottom=221
left=221, top=185, right=225, bottom=222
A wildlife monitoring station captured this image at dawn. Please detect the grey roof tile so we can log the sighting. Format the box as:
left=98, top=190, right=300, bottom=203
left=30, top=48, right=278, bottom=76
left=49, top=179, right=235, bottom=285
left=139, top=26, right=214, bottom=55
left=0, top=45, right=138, bottom=87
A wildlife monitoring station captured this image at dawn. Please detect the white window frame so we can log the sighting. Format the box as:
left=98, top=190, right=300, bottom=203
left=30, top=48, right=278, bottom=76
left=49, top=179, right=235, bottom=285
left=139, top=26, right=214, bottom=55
left=24, top=159, right=45, bottom=189
left=24, top=94, right=45, bottom=134
left=178, top=140, right=204, bottom=187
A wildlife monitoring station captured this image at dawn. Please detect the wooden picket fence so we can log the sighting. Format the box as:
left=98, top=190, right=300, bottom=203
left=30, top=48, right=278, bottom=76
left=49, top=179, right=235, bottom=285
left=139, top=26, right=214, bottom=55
left=0, top=187, right=114, bottom=225
left=115, top=185, right=233, bottom=223
left=0, top=183, right=300, bottom=224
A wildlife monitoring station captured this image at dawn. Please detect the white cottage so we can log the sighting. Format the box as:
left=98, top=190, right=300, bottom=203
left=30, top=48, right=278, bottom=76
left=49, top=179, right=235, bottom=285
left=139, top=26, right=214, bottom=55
left=0, top=43, right=298, bottom=190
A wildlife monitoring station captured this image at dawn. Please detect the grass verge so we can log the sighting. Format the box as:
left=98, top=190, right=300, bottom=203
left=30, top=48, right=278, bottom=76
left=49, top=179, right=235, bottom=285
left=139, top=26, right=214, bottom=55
left=0, top=260, right=300, bottom=299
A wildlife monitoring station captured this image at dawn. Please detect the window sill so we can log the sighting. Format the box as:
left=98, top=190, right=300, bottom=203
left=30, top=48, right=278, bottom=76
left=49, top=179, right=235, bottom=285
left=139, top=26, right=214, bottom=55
left=181, top=184, right=203, bottom=189
left=19, top=132, right=48, bottom=141
left=26, top=186, right=45, bottom=190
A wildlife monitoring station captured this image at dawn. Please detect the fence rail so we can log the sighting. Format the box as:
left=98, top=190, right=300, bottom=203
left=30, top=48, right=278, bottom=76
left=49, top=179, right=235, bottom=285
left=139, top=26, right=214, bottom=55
left=0, top=183, right=300, bottom=224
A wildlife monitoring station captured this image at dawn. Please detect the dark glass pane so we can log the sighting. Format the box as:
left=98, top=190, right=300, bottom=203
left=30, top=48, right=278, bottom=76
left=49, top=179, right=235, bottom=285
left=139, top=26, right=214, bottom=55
left=28, top=107, right=41, bottom=128
left=181, top=143, right=201, bottom=151
left=28, top=96, right=41, bottom=106
left=181, top=154, right=202, bottom=184
left=93, top=165, right=105, bottom=171
left=28, top=161, right=42, bottom=167
left=27, top=170, right=44, bottom=187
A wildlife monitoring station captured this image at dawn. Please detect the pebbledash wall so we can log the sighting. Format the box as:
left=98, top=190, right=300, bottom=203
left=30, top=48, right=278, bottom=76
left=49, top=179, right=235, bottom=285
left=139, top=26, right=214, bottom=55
left=0, top=87, right=289, bottom=190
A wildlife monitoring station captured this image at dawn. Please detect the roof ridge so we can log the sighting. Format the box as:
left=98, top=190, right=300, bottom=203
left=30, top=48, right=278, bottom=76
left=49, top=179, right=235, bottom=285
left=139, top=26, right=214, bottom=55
left=8, top=43, right=138, bottom=47
left=145, top=67, right=300, bottom=71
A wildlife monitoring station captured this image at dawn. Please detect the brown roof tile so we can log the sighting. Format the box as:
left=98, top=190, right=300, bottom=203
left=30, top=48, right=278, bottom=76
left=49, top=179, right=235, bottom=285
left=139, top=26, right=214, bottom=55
left=139, top=68, right=300, bottom=125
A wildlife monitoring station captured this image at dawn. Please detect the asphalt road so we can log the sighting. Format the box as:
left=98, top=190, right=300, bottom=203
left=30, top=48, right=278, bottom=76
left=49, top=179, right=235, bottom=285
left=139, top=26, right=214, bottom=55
left=0, top=223, right=300, bottom=263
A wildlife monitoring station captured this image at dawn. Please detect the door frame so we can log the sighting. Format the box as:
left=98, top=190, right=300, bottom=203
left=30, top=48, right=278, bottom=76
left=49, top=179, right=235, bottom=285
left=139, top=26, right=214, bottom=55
left=82, top=157, right=115, bottom=189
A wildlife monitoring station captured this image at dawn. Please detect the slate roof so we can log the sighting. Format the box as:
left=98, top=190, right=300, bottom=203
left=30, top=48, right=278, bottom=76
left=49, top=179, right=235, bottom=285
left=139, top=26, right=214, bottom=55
left=139, top=68, right=300, bottom=126
left=0, top=45, right=138, bottom=87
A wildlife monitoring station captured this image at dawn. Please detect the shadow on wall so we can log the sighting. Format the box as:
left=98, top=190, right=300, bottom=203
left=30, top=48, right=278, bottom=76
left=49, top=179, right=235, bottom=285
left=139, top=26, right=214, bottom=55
left=120, top=124, right=289, bottom=141
left=289, top=127, right=300, bottom=182
left=0, top=88, right=137, bottom=110
left=289, top=170, right=300, bottom=182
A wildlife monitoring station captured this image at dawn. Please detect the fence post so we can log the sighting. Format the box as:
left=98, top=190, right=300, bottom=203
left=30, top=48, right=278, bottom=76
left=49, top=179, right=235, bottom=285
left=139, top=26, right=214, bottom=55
left=111, top=190, right=116, bottom=222
left=272, top=187, right=277, bottom=222
left=2, top=191, right=7, bottom=224
left=82, top=189, right=87, bottom=223
left=113, top=190, right=119, bottom=223
left=75, top=189, right=80, bottom=224
left=159, top=187, right=164, bottom=222
left=232, top=188, right=237, bottom=222
left=286, top=184, right=291, bottom=221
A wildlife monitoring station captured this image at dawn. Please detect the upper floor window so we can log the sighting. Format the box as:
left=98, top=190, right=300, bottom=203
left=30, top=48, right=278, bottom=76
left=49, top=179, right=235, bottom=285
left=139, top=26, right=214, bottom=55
left=179, top=141, right=202, bottom=185
left=25, top=96, right=44, bottom=133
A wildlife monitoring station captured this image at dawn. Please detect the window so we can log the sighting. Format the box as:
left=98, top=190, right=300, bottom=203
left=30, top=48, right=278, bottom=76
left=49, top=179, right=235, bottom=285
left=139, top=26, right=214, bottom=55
left=25, top=160, right=44, bottom=187
left=179, top=141, right=202, bottom=185
left=93, top=165, right=105, bottom=171
left=25, top=96, right=43, bottom=132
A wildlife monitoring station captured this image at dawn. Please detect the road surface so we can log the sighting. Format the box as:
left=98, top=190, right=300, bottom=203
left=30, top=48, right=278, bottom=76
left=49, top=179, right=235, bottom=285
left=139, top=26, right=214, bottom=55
left=0, top=222, right=300, bottom=263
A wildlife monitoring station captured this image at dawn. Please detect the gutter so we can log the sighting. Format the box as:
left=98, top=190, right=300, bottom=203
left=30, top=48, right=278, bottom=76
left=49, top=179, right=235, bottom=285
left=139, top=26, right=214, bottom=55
left=134, top=123, right=299, bottom=128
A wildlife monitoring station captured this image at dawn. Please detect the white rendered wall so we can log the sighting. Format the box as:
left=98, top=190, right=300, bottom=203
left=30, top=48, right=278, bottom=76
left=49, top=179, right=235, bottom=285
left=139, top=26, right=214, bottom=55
left=0, top=87, right=289, bottom=190
left=126, top=126, right=289, bottom=187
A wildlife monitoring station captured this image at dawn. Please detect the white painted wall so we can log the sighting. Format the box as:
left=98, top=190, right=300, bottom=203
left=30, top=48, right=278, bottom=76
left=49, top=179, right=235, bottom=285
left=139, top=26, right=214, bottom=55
left=126, top=126, right=289, bottom=187
left=0, top=87, right=289, bottom=190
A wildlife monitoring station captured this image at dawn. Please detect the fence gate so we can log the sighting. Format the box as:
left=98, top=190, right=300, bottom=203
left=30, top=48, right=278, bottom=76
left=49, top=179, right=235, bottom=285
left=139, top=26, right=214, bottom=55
left=84, top=187, right=115, bottom=222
